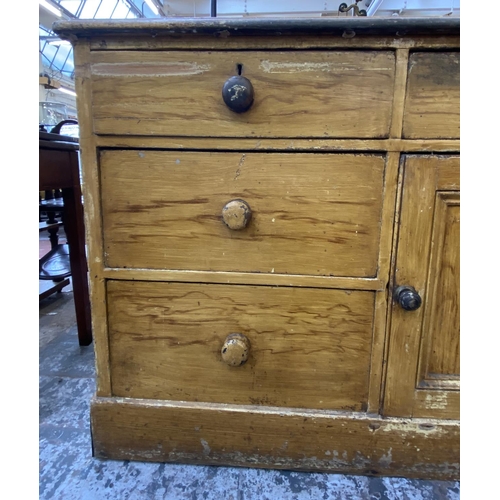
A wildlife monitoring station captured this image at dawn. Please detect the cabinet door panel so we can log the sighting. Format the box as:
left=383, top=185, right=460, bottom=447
left=384, top=155, right=459, bottom=419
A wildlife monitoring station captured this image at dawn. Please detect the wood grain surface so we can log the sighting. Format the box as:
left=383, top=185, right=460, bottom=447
left=383, top=155, right=459, bottom=419
left=102, top=268, right=384, bottom=291
left=403, top=52, right=460, bottom=139
left=94, top=136, right=460, bottom=153
left=419, top=192, right=460, bottom=384
left=86, top=35, right=460, bottom=51
left=90, top=50, right=395, bottom=138
left=107, top=281, right=375, bottom=411
left=72, top=41, right=112, bottom=394
left=100, top=151, right=386, bottom=278
left=91, top=397, right=460, bottom=480
left=61, top=25, right=460, bottom=478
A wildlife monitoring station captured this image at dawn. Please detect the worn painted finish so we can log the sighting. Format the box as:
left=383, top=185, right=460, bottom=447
left=90, top=50, right=395, bottom=138
left=384, top=156, right=460, bottom=420
left=107, top=281, right=375, bottom=411
left=221, top=199, right=252, bottom=231
left=102, top=268, right=385, bottom=291
left=54, top=17, right=460, bottom=39
left=221, top=333, right=251, bottom=367
left=58, top=18, right=460, bottom=479
left=94, top=136, right=460, bottom=152
left=100, top=151, right=386, bottom=278
left=403, top=52, right=460, bottom=139
left=90, top=397, right=460, bottom=480
left=72, top=42, right=112, bottom=396
left=85, top=34, right=460, bottom=52
left=40, top=293, right=460, bottom=498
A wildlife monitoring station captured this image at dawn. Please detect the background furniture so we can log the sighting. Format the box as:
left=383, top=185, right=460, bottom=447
left=39, top=214, right=70, bottom=299
left=39, top=132, right=92, bottom=346
left=55, top=17, right=460, bottom=478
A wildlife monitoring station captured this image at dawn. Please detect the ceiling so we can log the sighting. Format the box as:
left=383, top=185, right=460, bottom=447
left=39, top=1, right=460, bottom=32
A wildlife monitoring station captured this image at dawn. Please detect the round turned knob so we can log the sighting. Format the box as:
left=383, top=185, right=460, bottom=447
left=221, top=333, right=250, bottom=367
left=221, top=199, right=252, bottom=230
left=394, top=285, right=422, bottom=311
left=222, top=75, right=254, bottom=113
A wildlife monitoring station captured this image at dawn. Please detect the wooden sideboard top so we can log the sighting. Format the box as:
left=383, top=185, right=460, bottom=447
left=53, top=17, right=459, bottom=40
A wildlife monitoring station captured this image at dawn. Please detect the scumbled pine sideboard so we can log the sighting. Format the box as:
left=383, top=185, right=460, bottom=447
left=54, top=17, right=460, bottom=479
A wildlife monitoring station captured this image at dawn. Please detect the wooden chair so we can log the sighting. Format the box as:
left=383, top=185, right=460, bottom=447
left=39, top=192, right=71, bottom=299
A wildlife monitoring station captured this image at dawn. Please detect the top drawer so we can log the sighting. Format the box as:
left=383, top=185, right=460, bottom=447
left=403, top=52, right=460, bottom=139
left=89, top=50, right=396, bottom=138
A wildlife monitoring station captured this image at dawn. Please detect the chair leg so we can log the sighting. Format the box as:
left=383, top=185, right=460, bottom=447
left=46, top=212, right=60, bottom=250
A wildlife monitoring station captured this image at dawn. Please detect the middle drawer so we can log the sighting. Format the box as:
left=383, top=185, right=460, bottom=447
left=100, top=150, right=385, bottom=278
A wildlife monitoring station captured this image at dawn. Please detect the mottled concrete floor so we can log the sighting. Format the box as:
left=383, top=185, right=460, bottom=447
left=39, top=290, right=460, bottom=500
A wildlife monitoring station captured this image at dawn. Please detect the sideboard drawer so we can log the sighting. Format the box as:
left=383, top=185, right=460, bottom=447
left=403, top=52, right=460, bottom=139
left=101, top=150, right=386, bottom=277
left=90, top=50, right=396, bottom=138
left=107, top=281, right=375, bottom=411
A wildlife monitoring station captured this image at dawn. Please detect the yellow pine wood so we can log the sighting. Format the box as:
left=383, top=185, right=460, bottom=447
left=61, top=21, right=460, bottom=477
left=383, top=156, right=459, bottom=419
left=94, top=136, right=460, bottom=152
left=90, top=397, right=460, bottom=480
left=72, top=42, right=112, bottom=395
left=90, top=50, right=396, bottom=138
left=88, top=34, right=460, bottom=51
left=100, top=151, right=386, bottom=278
left=419, top=192, right=460, bottom=384
left=102, top=268, right=384, bottom=291
left=403, top=52, right=460, bottom=139
left=107, top=281, right=375, bottom=411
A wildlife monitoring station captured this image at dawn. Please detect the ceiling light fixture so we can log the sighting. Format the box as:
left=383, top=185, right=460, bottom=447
left=39, top=0, right=62, bottom=17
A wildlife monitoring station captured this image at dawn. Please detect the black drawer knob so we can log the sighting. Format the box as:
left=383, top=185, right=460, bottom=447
left=394, top=285, right=422, bottom=311
left=222, top=76, right=254, bottom=113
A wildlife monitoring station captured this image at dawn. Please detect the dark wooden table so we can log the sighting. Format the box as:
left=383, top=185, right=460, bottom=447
left=39, top=132, right=92, bottom=346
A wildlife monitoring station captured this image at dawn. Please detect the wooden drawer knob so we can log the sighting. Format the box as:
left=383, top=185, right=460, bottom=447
left=221, top=333, right=250, bottom=367
left=222, top=199, right=252, bottom=230
left=222, top=75, right=254, bottom=113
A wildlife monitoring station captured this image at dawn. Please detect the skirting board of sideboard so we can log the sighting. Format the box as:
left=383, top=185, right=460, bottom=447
left=91, top=397, right=459, bottom=480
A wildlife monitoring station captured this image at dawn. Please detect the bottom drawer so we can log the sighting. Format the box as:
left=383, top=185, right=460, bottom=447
left=107, top=281, right=375, bottom=411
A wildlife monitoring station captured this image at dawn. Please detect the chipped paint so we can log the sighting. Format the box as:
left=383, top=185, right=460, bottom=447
left=201, top=439, right=211, bottom=455
left=260, top=60, right=391, bottom=74
left=91, top=61, right=211, bottom=77
left=379, top=447, right=393, bottom=468
left=229, top=84, right=247, bottom=101
left=425, top=392, right=448, bottom=410
left=43, top=202, right=460, bottom=486
left=380, top=421, right=450, bottom=439
left=234, top=154, right=245, bottom=180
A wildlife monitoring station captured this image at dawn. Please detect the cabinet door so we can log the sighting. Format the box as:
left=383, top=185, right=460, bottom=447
left=384, top=155, right=459, bottom=419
